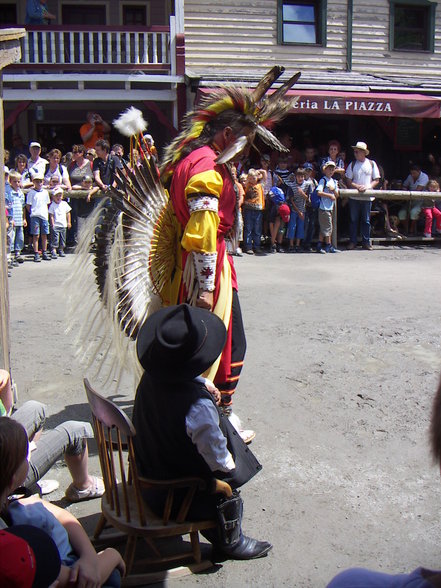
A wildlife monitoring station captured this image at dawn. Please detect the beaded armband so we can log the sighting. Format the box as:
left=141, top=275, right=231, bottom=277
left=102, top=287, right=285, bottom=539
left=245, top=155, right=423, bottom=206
left=193, top=252, right=217, bottom=292
left=188, top=194, right=219, bottom=214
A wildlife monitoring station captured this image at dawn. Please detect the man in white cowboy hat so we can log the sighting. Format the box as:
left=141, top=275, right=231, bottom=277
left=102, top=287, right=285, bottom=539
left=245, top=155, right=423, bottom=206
left=132, top=303, right=272, bottom=560
left=345, top=141, right=380, bottom=250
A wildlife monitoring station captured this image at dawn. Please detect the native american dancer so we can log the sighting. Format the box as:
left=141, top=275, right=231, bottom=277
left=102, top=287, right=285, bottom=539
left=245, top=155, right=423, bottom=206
left=70, top=67, right=300, bottom=439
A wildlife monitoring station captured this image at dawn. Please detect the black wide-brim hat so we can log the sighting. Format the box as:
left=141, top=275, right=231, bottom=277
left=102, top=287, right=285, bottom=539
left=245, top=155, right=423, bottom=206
left=136, top=304, right=227, bottom=382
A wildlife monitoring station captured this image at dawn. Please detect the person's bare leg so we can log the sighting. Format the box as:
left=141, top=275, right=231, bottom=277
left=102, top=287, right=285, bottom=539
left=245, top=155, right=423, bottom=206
left=32, top=234, right=39, bottom=253
left=41, top=234, right=47, bottom=252
left=64, top=441, right=94, bottom=490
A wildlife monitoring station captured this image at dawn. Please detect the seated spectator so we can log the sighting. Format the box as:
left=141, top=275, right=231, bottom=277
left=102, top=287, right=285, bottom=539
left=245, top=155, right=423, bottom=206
left=0, top=369, right=104, bottom=501
left=132, top=304, right=272, bottom=560
left=0, top=416, right=124, bottom=586
left=398, top=164, right=429, bottom=235
left=43, top=149, right=72, bottom=190
left=422, top=179, right=441, bottom=237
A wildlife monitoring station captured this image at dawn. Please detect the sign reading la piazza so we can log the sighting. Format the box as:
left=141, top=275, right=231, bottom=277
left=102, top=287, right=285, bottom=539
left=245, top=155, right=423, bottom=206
left=285, top=90, right=441, bottom=119
left=198, top=88, right=441, bottom=119
left=292, top=97, right=393, bottom=114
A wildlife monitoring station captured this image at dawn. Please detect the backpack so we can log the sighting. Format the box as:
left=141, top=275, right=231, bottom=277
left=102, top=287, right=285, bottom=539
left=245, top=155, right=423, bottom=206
left=269, top=186, right=285, bottom=206
left=310, top=178, right=328, bottom=209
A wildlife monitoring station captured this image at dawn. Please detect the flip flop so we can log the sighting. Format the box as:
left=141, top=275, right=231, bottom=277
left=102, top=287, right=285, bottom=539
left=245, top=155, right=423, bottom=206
left=65, top=476, right=105, bottom=502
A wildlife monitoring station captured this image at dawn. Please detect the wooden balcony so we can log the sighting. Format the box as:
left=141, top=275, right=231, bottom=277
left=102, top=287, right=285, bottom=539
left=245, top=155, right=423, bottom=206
left=9, top=25, right=171, bottom=72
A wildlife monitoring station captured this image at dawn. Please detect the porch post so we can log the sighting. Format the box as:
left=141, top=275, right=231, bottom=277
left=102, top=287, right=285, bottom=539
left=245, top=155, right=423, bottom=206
left=0, top=29, right=26, bottom=372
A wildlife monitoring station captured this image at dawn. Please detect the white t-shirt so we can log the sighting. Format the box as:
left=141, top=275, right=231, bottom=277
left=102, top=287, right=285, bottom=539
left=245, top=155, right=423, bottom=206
left=44, top=164, right=70, bottom=187
left=345, top=158, right=380, bottom=201
left=403, top=171, right=429, bottom=190
left=49, top=200, right=72, bottom=228
left=28, top=156, right=49, bottom=177
left=26, top=188, right=50, bottom=220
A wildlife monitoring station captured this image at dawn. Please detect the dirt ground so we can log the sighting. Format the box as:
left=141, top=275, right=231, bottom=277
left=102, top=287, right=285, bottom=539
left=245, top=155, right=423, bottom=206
left=7, top=243, right=441, bottom=587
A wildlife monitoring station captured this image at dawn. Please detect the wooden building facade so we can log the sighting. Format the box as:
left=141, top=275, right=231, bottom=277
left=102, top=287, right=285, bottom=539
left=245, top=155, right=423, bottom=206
left=183, top=0, right=441, bottom=176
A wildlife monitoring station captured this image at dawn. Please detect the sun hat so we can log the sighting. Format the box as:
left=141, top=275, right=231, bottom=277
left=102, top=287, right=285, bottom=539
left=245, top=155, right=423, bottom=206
left=0, top=525, right=61, bottom=588
left=136, top=304, right=227, bottom=381
left=351, top=141, right=369, bottom=155
left=303, top=162, right=314, bottom=170
left=52, top=186, right=64, bottom=196
left=29, top=142, right=41, bottom=149
left=278, top=203, right=291, bottom=223
left=322, top=160, right=337, bottom=171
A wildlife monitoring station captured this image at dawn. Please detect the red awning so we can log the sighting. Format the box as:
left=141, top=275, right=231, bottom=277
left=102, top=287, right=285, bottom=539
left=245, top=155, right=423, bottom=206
left=197, top=88, right=441, bottom=119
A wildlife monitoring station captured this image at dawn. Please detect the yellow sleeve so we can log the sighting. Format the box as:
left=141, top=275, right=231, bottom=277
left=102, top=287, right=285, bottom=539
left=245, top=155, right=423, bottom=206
left=181, top=169, right=223, bottom=254
left=185, top=170, right=223, bottom=198
left=181, top=210, right=219, bottom=253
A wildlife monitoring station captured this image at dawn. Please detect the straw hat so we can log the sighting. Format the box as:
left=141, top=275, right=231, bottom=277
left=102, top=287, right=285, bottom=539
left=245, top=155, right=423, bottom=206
left=351, top=141, right=369, bottom=155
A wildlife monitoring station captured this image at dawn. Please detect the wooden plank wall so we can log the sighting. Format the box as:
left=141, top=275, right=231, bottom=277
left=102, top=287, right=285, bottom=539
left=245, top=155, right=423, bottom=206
left=184, top=0, right=441, bottom=79
left=352, top=0, right=441, bottom=76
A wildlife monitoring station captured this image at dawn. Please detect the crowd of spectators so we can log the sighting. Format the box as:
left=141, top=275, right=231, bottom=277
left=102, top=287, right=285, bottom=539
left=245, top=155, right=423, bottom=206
left=4, top=131, right=441, bottom=275
left=232, top=138, right=441, bottom=255
left=2, top=124, right=142, bottom=274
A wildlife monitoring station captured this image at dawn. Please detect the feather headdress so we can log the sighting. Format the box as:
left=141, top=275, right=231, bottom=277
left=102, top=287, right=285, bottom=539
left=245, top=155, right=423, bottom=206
left=160, top=66, right=301, bottom=181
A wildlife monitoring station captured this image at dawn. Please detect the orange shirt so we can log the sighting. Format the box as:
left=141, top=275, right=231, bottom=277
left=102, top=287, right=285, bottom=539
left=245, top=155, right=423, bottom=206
left=79, top=122, right=106, bottom=149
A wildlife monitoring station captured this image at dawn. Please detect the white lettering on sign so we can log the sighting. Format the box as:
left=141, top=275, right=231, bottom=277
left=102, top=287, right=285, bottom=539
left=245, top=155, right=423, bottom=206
left=293, top=98, right=394, bottom=114
left=292, top=100, right=318, bottom=110
left=346, top=101, right=392, bottom=112
left=324, top=100, right=340, bottom=110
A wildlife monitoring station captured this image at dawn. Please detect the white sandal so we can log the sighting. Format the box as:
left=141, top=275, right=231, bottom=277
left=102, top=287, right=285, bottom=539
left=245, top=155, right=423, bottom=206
left=65, top=476, right=105, bottom=502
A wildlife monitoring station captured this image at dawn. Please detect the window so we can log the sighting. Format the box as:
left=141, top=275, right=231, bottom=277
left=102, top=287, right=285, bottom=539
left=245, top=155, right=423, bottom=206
left=390, top=0, right=435, bottom=52
left=62, top=4, right=107, bottom=25
left=123, top=5, right=147, bottom=26
left=278, top=0, right=327, bottom=45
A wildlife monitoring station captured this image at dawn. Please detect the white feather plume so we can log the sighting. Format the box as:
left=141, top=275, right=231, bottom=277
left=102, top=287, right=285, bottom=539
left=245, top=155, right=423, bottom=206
left=113, top=107, right=147, bottom=137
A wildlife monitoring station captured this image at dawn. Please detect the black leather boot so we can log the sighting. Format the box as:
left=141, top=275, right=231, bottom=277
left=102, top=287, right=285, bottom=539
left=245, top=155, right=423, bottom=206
left=215, top=491, right=272, bottom=560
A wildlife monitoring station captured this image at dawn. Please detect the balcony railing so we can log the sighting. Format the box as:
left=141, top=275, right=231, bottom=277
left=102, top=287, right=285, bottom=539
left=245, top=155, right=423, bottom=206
left=13, top=25, right=170, bottom=70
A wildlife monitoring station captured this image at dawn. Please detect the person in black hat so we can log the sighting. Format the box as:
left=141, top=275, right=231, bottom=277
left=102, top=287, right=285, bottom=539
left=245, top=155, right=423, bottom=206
left=132, top=303, right=272, bottom=560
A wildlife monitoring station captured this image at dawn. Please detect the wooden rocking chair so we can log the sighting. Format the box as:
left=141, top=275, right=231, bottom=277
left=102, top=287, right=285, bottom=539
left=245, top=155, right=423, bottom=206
left=84, top=378, right=231, bottom=585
